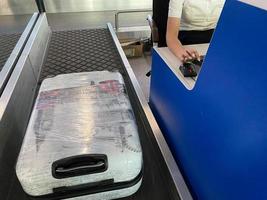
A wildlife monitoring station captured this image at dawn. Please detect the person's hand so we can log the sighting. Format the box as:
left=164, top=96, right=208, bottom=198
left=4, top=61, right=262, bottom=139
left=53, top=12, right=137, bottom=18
left=184, top=47, right=200, bottom=61
left=175, top=46, right=200, bottom=62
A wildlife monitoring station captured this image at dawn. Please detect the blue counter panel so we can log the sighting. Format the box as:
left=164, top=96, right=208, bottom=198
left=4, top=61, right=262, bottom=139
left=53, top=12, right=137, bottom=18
left=150, top=0, right=267, bottom=199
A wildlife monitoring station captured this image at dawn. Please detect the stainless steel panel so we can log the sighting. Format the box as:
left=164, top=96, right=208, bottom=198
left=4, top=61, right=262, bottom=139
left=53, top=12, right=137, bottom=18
left=46, top=11, right=151, bottom=31
left=0, top=0, right=151, bottom=15
left=45, top=11, right=151, bottom=42
left=0, top=15, right=33, bottom=34
left=44, top=0, right=152, bottom=13
left=0, top=13, right=50, bottom=200
left=0, top=13, right=38, bottom=95
left=0, top=57, right=36, bottom=200
left=24, top=14, right=51, bottom=78
left=0, top=0, right=37, bottom=15
left=107, top=23, right=193, bottom=200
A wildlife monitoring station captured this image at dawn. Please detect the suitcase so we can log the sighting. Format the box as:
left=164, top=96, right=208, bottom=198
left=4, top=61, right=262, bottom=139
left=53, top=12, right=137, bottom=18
left=16, top=71, right=143, bottom=200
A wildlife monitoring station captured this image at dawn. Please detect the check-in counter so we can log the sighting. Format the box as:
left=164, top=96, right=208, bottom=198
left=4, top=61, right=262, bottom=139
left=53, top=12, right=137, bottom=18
left=153, top=44, right=208, bottom=90
left=149, top=1, right=267, bottom=199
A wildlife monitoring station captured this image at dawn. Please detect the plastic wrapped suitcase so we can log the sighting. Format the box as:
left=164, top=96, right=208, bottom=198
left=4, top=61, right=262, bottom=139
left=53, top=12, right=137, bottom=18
left=16, top=71, right=143, bottom=200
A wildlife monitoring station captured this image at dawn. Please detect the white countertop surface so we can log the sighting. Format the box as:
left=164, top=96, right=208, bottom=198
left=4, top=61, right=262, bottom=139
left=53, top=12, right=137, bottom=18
left=239, top=0, right=267, bottom=11
left=154, top=43, right=209, bottom=90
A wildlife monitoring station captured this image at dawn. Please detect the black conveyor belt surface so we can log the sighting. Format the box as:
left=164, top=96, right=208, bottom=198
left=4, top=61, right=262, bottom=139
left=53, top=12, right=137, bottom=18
left=39, top=29, right=123, bottom=82
left=9, top=29, right=181, bottom=200
left=0, top=33, right=21, bottom=72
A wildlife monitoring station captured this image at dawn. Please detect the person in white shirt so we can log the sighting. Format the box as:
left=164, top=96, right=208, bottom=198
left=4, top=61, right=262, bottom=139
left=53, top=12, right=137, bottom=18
left=167, top=0, right=225, bottom=61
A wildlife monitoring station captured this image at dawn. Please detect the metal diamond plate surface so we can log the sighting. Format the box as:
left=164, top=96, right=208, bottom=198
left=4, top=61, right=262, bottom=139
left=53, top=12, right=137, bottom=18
left=39, top=28, right=124, bottom=82
left=0, top=33, right=21, bottom=72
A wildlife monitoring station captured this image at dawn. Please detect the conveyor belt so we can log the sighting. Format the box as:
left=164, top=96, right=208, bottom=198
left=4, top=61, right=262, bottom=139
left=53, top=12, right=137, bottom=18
left=39, top=29, right=123, bottom=82
left=40, top=29, right=180, bottom=200
left=0, top=33, right=21, bottom=72
left=8, top=28, right=181, bottom=200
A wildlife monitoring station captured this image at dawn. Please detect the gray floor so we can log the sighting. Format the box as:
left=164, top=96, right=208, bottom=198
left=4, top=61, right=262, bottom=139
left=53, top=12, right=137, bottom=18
left=128, top=53, right=151, bottom=101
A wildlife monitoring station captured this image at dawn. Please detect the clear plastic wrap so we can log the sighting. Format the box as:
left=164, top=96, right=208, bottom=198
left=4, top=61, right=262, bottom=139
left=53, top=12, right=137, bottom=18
left=16, top=71, right=142, bottom=199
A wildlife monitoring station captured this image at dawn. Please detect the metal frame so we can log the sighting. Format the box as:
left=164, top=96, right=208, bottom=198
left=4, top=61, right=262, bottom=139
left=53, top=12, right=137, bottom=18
left=0, top=13, right=50, bottom=200
left=25, top=13, right=51, bottom=79
left=0, top=12, right=50, bottom=133
left=107, top=23, right=193, bottom=200
left=0, top=13, right=38, bottom=95
left=115, top=9, right=152, bottom=31
left=0, top=13, right=51, bottom=200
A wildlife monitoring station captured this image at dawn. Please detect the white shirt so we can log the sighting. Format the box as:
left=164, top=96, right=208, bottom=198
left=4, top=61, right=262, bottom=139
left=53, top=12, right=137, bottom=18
left=168, top=0, right=225, bottom=31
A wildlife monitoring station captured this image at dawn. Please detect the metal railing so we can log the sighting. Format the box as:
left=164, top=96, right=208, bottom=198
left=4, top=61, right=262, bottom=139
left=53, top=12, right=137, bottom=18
left=115, top=9, right=152, bottom=31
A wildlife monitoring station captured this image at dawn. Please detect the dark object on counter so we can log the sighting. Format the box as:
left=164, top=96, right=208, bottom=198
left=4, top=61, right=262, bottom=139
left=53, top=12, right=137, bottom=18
left=179, top=61, right=197, bottom=77
left=192, top=57, right=204, bottom=66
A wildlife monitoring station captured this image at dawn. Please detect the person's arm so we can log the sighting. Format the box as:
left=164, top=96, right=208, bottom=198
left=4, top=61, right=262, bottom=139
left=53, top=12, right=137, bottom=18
left=166, top=17, right=199, bottom=62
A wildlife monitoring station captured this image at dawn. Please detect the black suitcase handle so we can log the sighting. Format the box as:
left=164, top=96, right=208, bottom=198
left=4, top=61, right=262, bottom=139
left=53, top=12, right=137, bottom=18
left=52, top=154, right=108, bottom=179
